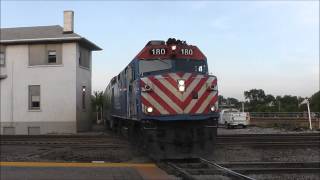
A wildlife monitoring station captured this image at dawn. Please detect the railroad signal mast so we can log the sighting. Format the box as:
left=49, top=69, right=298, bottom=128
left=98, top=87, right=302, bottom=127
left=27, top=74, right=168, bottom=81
left=299, top=98, right=312, bottom=130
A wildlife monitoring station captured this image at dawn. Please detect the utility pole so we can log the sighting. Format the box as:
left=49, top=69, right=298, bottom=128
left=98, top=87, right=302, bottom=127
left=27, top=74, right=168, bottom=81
left=299, top=98, right=312, bottom=130
left=306, top=99, right=312, bottom=130
left=242, top=102, right=244, bottom=112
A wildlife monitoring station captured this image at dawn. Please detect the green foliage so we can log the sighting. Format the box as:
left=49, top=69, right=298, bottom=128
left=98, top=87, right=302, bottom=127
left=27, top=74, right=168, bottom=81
left=240, top=89, right=319, bottom=112
left=244, top=89, right=277, bottom=112
left=244, top=89, right=266, bottom=103
left=310, top=91, right=320, bottom=112
left=218, top=95, right=241, bottom=109
left=91, top=91, right=104, bottom=112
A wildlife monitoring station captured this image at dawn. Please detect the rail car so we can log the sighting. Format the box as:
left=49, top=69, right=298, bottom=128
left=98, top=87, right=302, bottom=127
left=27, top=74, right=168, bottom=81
left=103, top=38, right=219, bottom=159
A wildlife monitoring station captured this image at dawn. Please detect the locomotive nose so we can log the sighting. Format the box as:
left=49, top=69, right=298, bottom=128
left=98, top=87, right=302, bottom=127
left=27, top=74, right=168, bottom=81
left=140, top=72, right=218, bottom=115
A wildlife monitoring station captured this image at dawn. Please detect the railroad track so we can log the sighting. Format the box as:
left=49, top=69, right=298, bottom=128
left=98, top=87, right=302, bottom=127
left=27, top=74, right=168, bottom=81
left=0, top=135, right=129, bottom=148
left=219, top=161, right=320, bottom=174
left=216, top=133, right=320, bottom=146
left=159, top=158, right=255, bottom=180
left=1, top=133, right=319, bottom=147
left=159, top=158, right=320, bottom=180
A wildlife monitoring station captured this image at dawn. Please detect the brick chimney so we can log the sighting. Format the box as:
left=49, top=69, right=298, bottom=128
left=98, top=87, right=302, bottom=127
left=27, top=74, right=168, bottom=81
left=63, top=10, right=74, bottom=33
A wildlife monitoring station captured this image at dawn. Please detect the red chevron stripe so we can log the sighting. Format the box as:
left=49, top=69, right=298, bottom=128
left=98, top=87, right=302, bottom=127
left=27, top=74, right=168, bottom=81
left=147, top=88, right=177, bottom=114
left=149, top=76, right=184, bottom=108
left=204, top=94, right=218, bottom=114
left=166, top=73, right=195, bottom=90
left=211, top=79, right=217, bottom=86
left=165, top=75, right=179, bottom=90
left=141, top=74, right=217, bottom=115
left=176, top=72, right=184, bottom=78
left=189, top=87, right=212, bottom=114
left=185, top=73, right=197, bottom=88
left=141, top=96, right=161, bottom=115
left=140, top=79, right=146, bottom=87
left=181, top=77, right=209, bottom=108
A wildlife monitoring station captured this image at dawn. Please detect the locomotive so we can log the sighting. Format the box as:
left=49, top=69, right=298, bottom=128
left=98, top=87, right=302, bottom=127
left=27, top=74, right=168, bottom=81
left=103, top=38, right=219, bottom=159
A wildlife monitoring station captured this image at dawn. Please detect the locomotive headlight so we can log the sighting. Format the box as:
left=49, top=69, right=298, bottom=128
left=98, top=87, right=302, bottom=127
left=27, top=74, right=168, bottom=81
left=178, top=85, right=185, bottom=92
left=147, top=107, right=153, bottom=113
left=178, top=80, right=185, bottom=92
left=171, top=45, right=177, bottom=50
left=210, top=106, right=216, bottom=112
left=178, top=79, right=185, bottom=86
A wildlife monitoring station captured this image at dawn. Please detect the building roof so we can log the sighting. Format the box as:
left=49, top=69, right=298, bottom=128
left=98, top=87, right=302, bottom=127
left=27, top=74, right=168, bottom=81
left=0, top=25, right=102, bottom=51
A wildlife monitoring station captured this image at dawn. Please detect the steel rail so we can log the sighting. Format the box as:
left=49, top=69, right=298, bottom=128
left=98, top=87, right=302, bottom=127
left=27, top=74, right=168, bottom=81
left=217, top=161, right=320, bottom=174
left=161, top=158, right=256, bottom=180
left=166, top=162, right=195, bottom=180
left=199, top=158, right=256, bottom=180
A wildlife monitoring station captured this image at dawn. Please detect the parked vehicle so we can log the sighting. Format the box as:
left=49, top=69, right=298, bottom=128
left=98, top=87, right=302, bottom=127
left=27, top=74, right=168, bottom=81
left=219, top=108, right=249, bottom=128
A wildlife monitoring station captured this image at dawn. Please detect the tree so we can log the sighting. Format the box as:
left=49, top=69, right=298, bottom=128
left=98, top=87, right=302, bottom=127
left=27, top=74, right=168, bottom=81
left=218, top=95, right=241, bottom=109
left=310, top=91, right=320, bottom=112
left=226, top=97, right=239, bottom=106
left=277, top=95, right=299, bottom=112
left=244, top=89, right=266, bottom=103
left=91, top=91, right=104, bottom=124
left=244, top=89, right=266, bottom=111
left=218, top=95, right=226, bottom=105
left=265, top=94, right=275, bottom=104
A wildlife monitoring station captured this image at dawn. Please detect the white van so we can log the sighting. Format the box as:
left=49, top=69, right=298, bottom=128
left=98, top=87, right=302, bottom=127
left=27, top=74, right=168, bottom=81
left=219, top=108, right=249, bottom=128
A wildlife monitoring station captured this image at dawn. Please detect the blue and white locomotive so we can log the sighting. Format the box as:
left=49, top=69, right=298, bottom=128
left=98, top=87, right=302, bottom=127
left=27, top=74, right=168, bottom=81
left=103, top=38, right=219, bottom=159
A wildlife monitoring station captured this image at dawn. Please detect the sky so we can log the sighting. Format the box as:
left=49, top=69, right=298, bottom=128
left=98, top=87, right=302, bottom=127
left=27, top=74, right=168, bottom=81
left=1, top=1, right=319, bottom=100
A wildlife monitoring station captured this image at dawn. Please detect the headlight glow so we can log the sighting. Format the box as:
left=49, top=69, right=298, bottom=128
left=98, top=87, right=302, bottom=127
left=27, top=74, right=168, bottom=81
left=178, top=80, right=185, bottom=86
left=178, top=86, right=185, bottom=92
left=210, top=106, right=216, bottom=112
left=171, top=45, right=177, bottom=50
left=147, top=107, right=153, bottom=113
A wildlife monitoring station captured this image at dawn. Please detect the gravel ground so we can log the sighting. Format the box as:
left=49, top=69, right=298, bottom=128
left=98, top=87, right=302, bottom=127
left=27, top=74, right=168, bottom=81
left=248, top=173, right=320, bottom=180
left=2, top=129, right=319, bottom=180
left=212, top=145, right=320, bottom=162
left=0, top=129, right=152, bottom=163
left=217, top=126, right=320, bottom=135
left=1, top=144, right=152, bottom=163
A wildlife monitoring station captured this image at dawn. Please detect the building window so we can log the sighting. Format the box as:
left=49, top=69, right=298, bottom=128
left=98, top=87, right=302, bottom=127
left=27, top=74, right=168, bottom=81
left=82, top=86, right=86, bottom=109
left=29, top=44, right=62, bottom=66
left=79, top=47, right=90, bottom=69
left=29, top=85, right=40, bottom=110
left=0, top=52, right=5, bottom=66
left=79, top=51, right=82, bottom=66
left=48, top=50, right=57, bottom=63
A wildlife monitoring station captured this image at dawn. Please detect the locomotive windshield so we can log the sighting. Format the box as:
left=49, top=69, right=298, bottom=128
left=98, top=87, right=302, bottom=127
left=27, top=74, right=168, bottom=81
left=139, top=59, right=207, bottom=76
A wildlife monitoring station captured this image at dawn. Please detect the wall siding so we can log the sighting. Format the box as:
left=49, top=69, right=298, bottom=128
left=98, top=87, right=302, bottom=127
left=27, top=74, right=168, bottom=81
left=0, top=43, right=78, bottom=134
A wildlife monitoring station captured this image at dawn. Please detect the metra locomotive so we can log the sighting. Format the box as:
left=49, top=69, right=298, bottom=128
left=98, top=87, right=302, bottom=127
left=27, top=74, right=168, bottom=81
left=103, top=38, right=219, bottom=159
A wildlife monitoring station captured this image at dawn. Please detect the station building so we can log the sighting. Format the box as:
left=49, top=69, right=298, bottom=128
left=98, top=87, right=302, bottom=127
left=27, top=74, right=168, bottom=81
left=0, top=11, right=102, bottom=135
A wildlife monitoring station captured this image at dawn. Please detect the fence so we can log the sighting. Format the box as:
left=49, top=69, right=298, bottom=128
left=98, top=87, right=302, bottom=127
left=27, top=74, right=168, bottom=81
left=248, top=112, right=320, bottom=129
left=249, top=112, right=320, bottom=118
